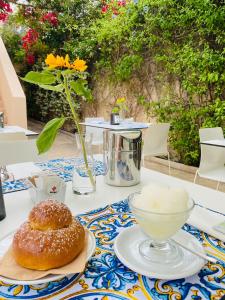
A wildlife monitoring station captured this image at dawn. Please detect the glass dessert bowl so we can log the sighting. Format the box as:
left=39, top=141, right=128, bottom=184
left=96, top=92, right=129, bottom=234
left=129, top=186, right=195, bottom=266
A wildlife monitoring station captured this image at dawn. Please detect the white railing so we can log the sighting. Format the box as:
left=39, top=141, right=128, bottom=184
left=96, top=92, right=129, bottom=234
left=0, top=37, right=27, bottom=128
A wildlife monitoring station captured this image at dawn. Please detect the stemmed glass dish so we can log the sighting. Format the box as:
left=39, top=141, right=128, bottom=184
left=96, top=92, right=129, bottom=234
left=129, top=193, right=195, bottom=265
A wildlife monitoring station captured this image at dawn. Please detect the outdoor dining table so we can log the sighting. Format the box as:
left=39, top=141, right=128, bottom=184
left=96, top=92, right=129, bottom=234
left=0, top=125, right=38, bottom=137
left=0, top=155, right=224, bottom=299
left=80, top=120, right=149, bottom=131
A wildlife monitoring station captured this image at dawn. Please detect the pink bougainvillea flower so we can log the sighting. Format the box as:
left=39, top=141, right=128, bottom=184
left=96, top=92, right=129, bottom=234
left=112, top=7, right=119, bottom=15
left=22, top=42, right=28, bottom=50
left=24, top=6, right=34, bottom=17
left=118, top=0, right=126, bottom=6
left=0, top=12, right=7, bottom=22
left=0, top=0, right=12, bottom=11
left=41, top=12, right=58, bottom=26
left=22, top=29, right=39, bottom=43
left=22, top=28, right=39, bottom=50
left=4, top=2, right=12, bottom=12
left=101, top=5, right=109, bottom=13
left=0, top=0, right=12, bottom=22
left=26, top=54, right=35, bottom=65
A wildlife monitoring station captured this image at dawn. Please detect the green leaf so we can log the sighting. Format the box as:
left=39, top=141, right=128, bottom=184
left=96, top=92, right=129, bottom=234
left=39, top=84, right=64, bottom=92
left=70, top=79, right=86, bottom=94
left=70, top=79, right=92, bottom=101
left=61, top=69, right=76, bottom=76
left=36, top=117, right=66, bottom=154
left=21, top=71, right=56, bottom=85
left=112, top=106, right=119, bottom=113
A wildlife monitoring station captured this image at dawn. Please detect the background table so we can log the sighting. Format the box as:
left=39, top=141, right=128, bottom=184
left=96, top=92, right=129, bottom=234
left=0, top=125, right=38, bottom=137
left=80, top=120, right=149, bottom=130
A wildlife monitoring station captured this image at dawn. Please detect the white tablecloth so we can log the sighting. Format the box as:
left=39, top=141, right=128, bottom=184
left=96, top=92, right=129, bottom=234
left=1, top=158, right=225, bottom=242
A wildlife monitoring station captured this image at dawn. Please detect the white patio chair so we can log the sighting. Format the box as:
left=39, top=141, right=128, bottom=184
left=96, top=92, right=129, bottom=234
left=85, top=117, right=104, bottom=153
left=194, top=127, right=225, bottom=189
left=124, top=118, right=134, bottom=122
left=142, top=123, right=171, bottom=174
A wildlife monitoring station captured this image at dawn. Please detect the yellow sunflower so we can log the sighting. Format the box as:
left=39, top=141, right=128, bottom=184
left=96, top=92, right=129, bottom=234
left=55, top=55, right=65, bottom=68
left=45, top=54, right=65, bottom=68
left=45, top=54, right=87, bottom=71
left=72, top=58, right=88, bottom=72
left=45, top=54, right=58, bottom=68
left=64, top=54, right=71, bottom=68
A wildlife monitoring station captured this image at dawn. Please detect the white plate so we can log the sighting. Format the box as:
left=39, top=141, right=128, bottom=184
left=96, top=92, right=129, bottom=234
left=114, top=225, right=206, bottom=280
left=0, top=229, right=96, bottom=285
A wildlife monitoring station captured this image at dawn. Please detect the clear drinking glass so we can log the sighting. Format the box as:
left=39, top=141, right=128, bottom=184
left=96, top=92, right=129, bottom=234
left=129, top=193, right=195, bottom=265
left=119, top=110, right=125, bottom=122
left=72, top=133, right=96, bottom=195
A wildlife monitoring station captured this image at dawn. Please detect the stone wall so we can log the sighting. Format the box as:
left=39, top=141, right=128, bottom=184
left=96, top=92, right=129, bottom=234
left=82, top=60, right=177, bottom=122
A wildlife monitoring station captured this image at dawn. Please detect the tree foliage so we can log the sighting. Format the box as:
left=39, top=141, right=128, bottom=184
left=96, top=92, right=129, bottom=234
left=95, top=0, right=225, bottom=99
left=1, top=0, right=225, bottom=165
left=94, top=0, right=225, bottom=165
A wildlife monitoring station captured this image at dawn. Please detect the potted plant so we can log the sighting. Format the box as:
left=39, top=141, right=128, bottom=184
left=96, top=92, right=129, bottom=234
left=21, top=53, right=96, bottom=194
left=111, top=97, right=128, bottom=124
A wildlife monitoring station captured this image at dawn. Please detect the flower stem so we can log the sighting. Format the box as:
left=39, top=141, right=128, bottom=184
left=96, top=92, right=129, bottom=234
left=63, top=76, right=95, bottom=188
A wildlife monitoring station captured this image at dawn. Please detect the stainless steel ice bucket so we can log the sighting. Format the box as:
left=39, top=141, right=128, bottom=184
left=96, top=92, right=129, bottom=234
left=103, top=130, right=142, bottom=186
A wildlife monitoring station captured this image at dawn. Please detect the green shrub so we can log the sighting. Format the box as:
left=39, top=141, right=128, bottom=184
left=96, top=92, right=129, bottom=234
left=26, top=85, right=76, bottom=132
left=95, top=0, right=225, bottom=165
left=0, top=23, right=25, bottom=64
left=95, top=0, right=225, bottom=99
left=114, top=54, right=143, bottom=81
left=139, top=96, right=225, bottom=166
left=1, top=0, right=99, bottom=125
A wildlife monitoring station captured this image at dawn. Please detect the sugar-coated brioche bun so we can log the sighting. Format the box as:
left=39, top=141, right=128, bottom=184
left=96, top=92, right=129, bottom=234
left=12, top=200, right=85, bottom=270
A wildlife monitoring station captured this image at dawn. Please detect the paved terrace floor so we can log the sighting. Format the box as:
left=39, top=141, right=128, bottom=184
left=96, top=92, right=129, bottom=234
left=28, top=120, right=225, bottom=193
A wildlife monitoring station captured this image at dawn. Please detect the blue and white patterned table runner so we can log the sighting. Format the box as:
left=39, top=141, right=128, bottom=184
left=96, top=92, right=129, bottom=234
left=2, top=158, right=105, bottom=194
left=0, top=198, right=224, bottom=299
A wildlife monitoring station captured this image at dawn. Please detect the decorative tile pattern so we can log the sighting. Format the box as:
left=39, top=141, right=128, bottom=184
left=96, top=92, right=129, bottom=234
left=0, top=199, right=224, bottom=299
left=36, top=158, right=105, bottom=181
left=2, top=179, right=31, bottom=194
left=2, top=158, right=105, bottom=194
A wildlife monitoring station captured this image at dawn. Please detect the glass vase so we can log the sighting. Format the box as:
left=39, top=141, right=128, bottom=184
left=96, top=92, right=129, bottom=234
left=119, top=109, right=126, bottom=122
left=72, top=133, right=96, bottom=195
